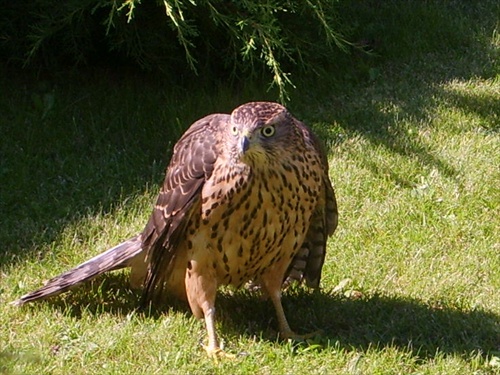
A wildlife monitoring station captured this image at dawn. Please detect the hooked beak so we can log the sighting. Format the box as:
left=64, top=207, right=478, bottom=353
left=240, top=135, right=250, bottom=154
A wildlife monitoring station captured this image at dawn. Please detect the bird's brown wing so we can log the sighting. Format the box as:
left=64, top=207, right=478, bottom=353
left=141, top=113, right=229, bottom=301
left=285, top=120, right=338, bottom=288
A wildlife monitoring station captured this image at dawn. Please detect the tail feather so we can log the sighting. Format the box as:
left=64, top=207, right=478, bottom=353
left=12, top=235, right=144, bottom=306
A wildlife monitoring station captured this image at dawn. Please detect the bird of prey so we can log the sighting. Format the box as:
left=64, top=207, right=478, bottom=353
left=13, top=101, right=338, bottom=357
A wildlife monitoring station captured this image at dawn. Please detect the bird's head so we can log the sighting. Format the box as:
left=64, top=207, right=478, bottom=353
left=228, top=102, right=297, bottom=166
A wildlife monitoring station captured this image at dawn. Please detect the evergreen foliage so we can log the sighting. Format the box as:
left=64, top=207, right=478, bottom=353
left=2, top=0, right=347, bottom=101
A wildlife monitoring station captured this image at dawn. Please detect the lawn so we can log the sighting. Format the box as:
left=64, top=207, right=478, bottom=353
left=1, top=1, right=499, bottom=374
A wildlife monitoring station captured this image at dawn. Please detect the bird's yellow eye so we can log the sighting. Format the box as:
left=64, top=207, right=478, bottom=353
left=260, top=125, right=275, bottom=137
left=231, top=126, right=238, bottom=135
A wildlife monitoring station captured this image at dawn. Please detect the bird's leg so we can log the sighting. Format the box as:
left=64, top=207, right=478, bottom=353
left=184, top=259, right=233, bottom=359
left=268, top=288, right=295, bottom=339
left=260, top=263, right=320, bottom=341
left=259, top=264, right=297, bottom=339
left=266, top=284, right=321, bottom=341
left=203, top=306, right=221, bottom=356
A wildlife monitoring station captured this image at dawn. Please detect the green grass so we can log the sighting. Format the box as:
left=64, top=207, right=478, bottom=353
left=1, top=1, right=499, bottom=374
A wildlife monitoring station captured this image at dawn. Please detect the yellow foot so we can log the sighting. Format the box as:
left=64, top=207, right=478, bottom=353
left=280, top=329, right=323, bottom=342
left=203, top=345, right=236, bottom=361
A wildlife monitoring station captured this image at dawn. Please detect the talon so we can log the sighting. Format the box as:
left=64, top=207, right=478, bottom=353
left=203, top=345, right=236, bottom=360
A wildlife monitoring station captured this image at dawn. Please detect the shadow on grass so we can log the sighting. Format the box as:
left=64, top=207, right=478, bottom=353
left=285, top=290, right=499, bottom=358
left=291, top=1, right=498, bottom=189
left=295, top=60, right=498, bottom=193
left=438, top=85, right=500, bottom=134
left=223, top=288, right=500, bottom=359
left=27, top=273, right=499, bottom=361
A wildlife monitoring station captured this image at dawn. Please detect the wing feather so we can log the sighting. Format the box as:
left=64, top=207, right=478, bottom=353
left=285, top=120, right=338, bottom=288
left=141, top=113, right=229, bottom=301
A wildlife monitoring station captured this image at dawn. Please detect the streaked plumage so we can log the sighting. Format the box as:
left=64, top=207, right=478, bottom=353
left=13, top=102, right=338, bottom=356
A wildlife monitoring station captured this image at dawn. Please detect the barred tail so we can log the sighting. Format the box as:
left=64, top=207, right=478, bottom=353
left=11, top=235, right=144, bottom=306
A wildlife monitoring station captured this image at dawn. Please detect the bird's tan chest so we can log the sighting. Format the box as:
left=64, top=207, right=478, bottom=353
left=188, top=161, right=321, bottom=287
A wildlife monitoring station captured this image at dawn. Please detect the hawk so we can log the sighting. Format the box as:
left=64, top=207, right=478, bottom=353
left=13, top=102, right=338, bottom=357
